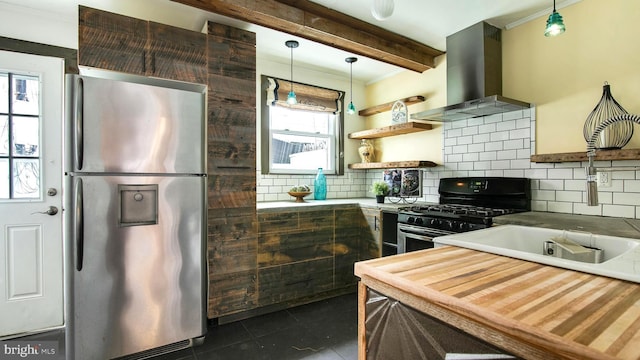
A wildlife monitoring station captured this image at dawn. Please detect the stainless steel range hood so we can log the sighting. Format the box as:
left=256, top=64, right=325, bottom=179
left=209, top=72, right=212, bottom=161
left=412, top=22, right=530, bottom=122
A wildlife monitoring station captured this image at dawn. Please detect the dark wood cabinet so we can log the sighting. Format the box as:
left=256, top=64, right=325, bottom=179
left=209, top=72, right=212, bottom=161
left=206, top=21, right=258, bottom=319
left=78, top=6, right=206, bottom=84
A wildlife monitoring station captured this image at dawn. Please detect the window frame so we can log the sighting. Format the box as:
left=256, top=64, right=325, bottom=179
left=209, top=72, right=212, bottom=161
left=260, top=75, right=344, bottom=175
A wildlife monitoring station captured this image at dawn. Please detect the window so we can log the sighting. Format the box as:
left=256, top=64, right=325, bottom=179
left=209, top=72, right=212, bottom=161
left=0, top=72, right=41, bottom=199
left=261, top=76, right=344, bottom=175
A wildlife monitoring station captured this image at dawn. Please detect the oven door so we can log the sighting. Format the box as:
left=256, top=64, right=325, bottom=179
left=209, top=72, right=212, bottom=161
left=397, top=223, right=455, bottom=253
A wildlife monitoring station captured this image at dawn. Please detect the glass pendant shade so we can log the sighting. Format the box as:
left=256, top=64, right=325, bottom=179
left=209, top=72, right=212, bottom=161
left=347, top=101, right=356, bottom=114
left=544, top=11, right=566, bottom=37
left=583, top=82, right=633, bottom=150
left=287, top=90, right=297, bottom=105
left=371, top=0, right=394, bottom=20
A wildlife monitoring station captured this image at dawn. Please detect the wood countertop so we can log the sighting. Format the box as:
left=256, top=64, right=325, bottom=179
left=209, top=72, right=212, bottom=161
left=355, top=246, right=640, bottom=360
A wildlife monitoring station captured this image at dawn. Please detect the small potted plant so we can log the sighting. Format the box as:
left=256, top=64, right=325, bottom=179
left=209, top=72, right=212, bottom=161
left=371, top=181, right=390, bottom=204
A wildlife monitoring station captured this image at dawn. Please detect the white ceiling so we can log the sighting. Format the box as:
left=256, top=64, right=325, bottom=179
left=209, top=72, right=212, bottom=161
left=1, top=0, right=578, bottom=84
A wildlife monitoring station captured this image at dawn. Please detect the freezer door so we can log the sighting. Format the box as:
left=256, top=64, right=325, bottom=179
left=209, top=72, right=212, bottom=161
left=68, top=74, right=205, bottom=174
left=66, top=175, right=206, bottom=360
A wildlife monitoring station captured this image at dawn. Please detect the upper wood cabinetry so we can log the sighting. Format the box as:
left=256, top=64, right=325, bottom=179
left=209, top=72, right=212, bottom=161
left=78, top=6, right=206, bottom=84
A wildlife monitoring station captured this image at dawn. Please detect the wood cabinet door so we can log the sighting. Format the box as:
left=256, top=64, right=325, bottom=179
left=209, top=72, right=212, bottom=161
left=78, top=6, right=147, bottom=75
left=361, top=207, right=382, bottom=258
left=148, top=21, right=207, bottom=84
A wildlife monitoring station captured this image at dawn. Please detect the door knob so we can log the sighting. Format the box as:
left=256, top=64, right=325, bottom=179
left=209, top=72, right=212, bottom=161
left=34, top=206, right=59, bottom=216
left=47, top=188, right=58, bottom=196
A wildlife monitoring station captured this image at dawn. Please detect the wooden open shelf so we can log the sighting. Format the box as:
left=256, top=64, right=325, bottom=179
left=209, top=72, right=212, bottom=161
left=348, top=122, right=432, bottom=139
left=348, top=160, right=438, bottom=169
left=358, top=95, right=425, bottom=117
left=530, top=148, right=640, bottom=163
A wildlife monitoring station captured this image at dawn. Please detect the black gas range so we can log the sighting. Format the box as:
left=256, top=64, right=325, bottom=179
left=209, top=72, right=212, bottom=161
left=396, top=177, right=530, bottom=254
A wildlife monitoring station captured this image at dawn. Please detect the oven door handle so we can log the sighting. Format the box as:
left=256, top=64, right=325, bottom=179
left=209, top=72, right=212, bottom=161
left=398, top=225, right=453, bottom=238
left=400, top=231, right=434, bottom=242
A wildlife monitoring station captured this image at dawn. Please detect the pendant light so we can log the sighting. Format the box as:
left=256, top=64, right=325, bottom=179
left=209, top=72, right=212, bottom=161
left=345, top=57, right=358, bottom=115
left=544, top=0, right=566, bottom=37
left=371, top=0, right=394, bottom=21
left=285, top=40, right=299, bottom=105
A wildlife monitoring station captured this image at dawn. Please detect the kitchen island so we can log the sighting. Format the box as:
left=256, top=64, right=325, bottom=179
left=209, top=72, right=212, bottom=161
left=355, top=246, right=640, bottom=360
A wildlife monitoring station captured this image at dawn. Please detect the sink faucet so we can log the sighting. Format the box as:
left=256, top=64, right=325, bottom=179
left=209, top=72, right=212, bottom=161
left=586, top=113, right=640, bottom=206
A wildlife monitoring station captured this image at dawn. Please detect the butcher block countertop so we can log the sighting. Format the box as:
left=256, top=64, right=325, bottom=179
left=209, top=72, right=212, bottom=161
left=355, top=246, right=640, bottom=360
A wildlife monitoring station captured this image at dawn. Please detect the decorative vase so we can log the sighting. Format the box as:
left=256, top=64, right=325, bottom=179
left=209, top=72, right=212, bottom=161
left=583, top=82, right=633, bottom=150
left=375, top=195, right=385, bottom=204
left=358, top=139, right=375, bottom=163
left=314, top=168, right=327, bottom=200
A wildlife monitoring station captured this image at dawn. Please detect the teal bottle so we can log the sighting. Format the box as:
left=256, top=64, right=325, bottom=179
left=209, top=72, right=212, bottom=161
left=314, top=168, right=327, bottom=200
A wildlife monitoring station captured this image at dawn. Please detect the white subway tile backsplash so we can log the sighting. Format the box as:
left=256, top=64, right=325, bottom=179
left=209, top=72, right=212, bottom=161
left=509, top=128, right=530, bottom=139
left=504, top=169, right=525, bottom=177
left=484, top=114, right=503, bottom=123
left=516, top=118, right=530, bottom=129
left=473, top=133, right=491, bottom=144
left=517, top=148, right=532, bottom=159
left=613, top=192, right=640, bottom=206
left=447, top=154, right=463, bottom=163
left=468, top=117, right=485, bottom=126
left=479, top=124, right=497, bottom=134
left=447, top=128, right=463, bottom=138
left=485, top=170, right=505, bottom=177
left=458, top=135, right=474, bottom=145
left=548, top=201, right=573, bottom=213
left=463, top=153, right=479, bottom=162
left=485, top=141, right=503, bottom=151
left=469, top=143, right=485, bottom=153
left=479, top=152, right=497, bottom=161
left=539, top=179, right=564, bottom=191
left=458, top=162, right=474, bottom=170
left=548, top=168, right=574, bottom=179
left=573, top=203, right=602, bottom=216
left=497, top=120, right=516, bottom=131
left=490, top=131, right=509, bottom=142
left=499, top=150, right=519, bottom=160
left=504, top=139, right=524, bottom=150
left=564, top=180, right=586, bottom=191
left=556, top=190, right=582, bottom=202
left=503, top=110, right=524, bottom=121
left=625, top=180, right=640, bottom=192
left=602, top=204, right=635, bottom=218
left=532, top=189, right=555, bottom=201
left=444, top=138, right=458, bottom=146
left=462, top=126, right=479, bottom=136
left=452, top=145, right=469, bottom=154
left=474, top=161, right=491, bottom=170
left=525, top=168, right=547, bottom=179
left=510, top=159, right=532, bottom=169
left=491, top=160, right=511, bottom=169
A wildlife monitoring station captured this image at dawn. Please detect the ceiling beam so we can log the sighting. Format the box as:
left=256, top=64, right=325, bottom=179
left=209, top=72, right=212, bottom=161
left=171, top=0, right=444, bottom=73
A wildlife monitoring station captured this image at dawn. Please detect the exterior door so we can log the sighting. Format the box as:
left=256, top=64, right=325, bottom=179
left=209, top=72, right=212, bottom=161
left=0, top=50, right=64, bottom=337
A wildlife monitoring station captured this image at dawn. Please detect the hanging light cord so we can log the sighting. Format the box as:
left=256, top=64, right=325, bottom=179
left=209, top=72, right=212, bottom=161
left=290, top=45, right=294, bottom=94
left=349, top=62, right=353, bottom=104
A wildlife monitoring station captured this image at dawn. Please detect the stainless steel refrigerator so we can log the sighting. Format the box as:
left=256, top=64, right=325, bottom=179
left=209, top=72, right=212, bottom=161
left=64, top=71, right=207, bottom=360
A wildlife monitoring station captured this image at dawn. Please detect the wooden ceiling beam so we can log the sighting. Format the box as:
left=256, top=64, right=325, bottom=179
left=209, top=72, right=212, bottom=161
left=171, top=0, right=444, bottom=73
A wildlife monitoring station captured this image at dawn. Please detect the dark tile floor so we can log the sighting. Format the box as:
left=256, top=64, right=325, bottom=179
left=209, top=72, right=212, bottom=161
left=7, top=292, right=357, bottom=360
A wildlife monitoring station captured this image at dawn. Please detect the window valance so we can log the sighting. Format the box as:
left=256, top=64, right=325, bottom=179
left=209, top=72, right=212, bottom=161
left=266, top=77, right=343, bottom=113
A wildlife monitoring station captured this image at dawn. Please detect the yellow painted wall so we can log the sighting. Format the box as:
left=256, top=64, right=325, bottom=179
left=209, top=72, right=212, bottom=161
left=503, top=0, right=640, bottom=154
left=365, top=0, right=640, bottom=158
left=363, top=55, right=446, bottom=164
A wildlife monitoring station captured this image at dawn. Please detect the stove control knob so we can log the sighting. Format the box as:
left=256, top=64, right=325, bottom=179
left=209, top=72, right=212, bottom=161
left=444, top=220, right=454, bottom=231
left=415, top=217, right=424, bottom=225
left=459, top=222, right=470, bottom=231
left=429, top=218, right=440, bottom=227
left=407, top=216, right=415, bottom=224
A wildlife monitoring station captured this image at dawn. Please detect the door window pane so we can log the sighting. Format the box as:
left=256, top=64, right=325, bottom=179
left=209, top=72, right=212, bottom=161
left=0, top=71, right=41, bottom=200
left=12, top=116, right=39, bottom=157
left=0, top=115, right=7, bottom=156
left=13, top=158, right=39, bottom=198
left=0, top=158, right=8, bottom=199
left=0, top=73, right=7, bottom=113
left=12, top=75, right=39, bottom=116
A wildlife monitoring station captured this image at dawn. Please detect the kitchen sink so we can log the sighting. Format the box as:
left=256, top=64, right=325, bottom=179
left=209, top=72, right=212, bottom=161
left=433, top=225, right=640, bottom=283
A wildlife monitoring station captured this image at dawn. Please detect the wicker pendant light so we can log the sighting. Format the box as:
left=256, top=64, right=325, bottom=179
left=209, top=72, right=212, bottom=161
left=583, top=82, right=633, bottom=150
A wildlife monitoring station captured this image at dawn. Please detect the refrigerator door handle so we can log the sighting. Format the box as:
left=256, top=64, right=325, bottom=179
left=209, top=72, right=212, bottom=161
left=74, top=177, right=84, bottom=271
left=74, top=77, right=84, bottom=170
